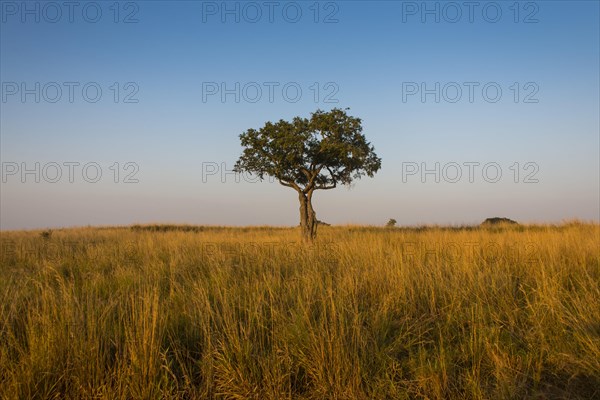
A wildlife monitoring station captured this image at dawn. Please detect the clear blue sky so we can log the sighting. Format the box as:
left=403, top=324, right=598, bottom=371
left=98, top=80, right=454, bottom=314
left=1, top=0, right=599, bottom=229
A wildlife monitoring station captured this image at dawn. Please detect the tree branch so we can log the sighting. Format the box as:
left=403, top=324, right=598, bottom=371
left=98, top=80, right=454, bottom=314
left=279, top=179, right=301, bottom=192
left=315, top=182, right=336, bottom=190
left=299, top=167, right=312, bottom=182
left=303, top=166, right=324, bottom=194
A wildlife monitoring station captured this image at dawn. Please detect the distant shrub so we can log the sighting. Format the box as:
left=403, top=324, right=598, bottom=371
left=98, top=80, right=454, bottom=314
left=481, top=217, right=518, bottom=226
left=386, top=218, right=397, bottom=228
left=131, top=224, right=206, bottom=233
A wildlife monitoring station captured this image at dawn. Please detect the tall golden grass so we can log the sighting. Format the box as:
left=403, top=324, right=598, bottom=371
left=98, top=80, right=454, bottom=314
left=0, top=223, right=598, bottom=399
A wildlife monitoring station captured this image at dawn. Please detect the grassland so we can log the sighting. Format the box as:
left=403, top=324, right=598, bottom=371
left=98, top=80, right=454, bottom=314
left=0, top=223, right=598, bottom=399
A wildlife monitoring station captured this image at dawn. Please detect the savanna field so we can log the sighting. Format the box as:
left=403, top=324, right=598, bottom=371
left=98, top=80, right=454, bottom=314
left=0, top=223, right=598, bottom=399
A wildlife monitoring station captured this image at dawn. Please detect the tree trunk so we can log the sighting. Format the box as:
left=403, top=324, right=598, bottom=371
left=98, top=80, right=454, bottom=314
left=299, top=191, right=317, bottom=242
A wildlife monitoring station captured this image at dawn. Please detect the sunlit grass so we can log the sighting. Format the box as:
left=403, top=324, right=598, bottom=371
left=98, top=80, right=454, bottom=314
left=1, top=222, right=598, bottom=399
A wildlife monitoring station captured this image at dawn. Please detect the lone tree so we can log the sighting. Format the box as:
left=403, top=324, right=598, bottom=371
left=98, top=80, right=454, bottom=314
left=234, top=108, right=381, bottom=242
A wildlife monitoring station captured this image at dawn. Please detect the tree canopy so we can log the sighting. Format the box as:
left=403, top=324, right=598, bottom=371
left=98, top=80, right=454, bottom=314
left=234, top=108, right=381, bottom=194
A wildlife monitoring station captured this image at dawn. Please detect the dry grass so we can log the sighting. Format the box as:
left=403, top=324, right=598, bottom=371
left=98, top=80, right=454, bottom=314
left=0, top=222, right=599, bottom=399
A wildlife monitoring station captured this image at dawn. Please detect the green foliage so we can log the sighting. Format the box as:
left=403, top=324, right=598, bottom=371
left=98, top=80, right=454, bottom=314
left=234, top=108, right=381, bottom=193
left=386, top=218, right=397, bottom=228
